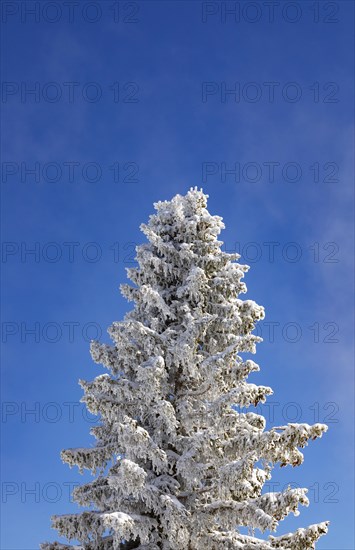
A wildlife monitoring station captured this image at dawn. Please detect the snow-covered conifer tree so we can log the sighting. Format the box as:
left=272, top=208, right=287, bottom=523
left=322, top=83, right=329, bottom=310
left=42, top=188, right=329, bottom=549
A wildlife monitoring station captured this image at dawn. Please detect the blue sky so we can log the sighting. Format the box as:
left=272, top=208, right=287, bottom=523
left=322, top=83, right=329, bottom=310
left=1, top=1, right=354, bottom=548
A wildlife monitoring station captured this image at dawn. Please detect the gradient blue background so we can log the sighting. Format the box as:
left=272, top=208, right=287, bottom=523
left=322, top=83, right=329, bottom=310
left=1, top=1, right=354, bottom=548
